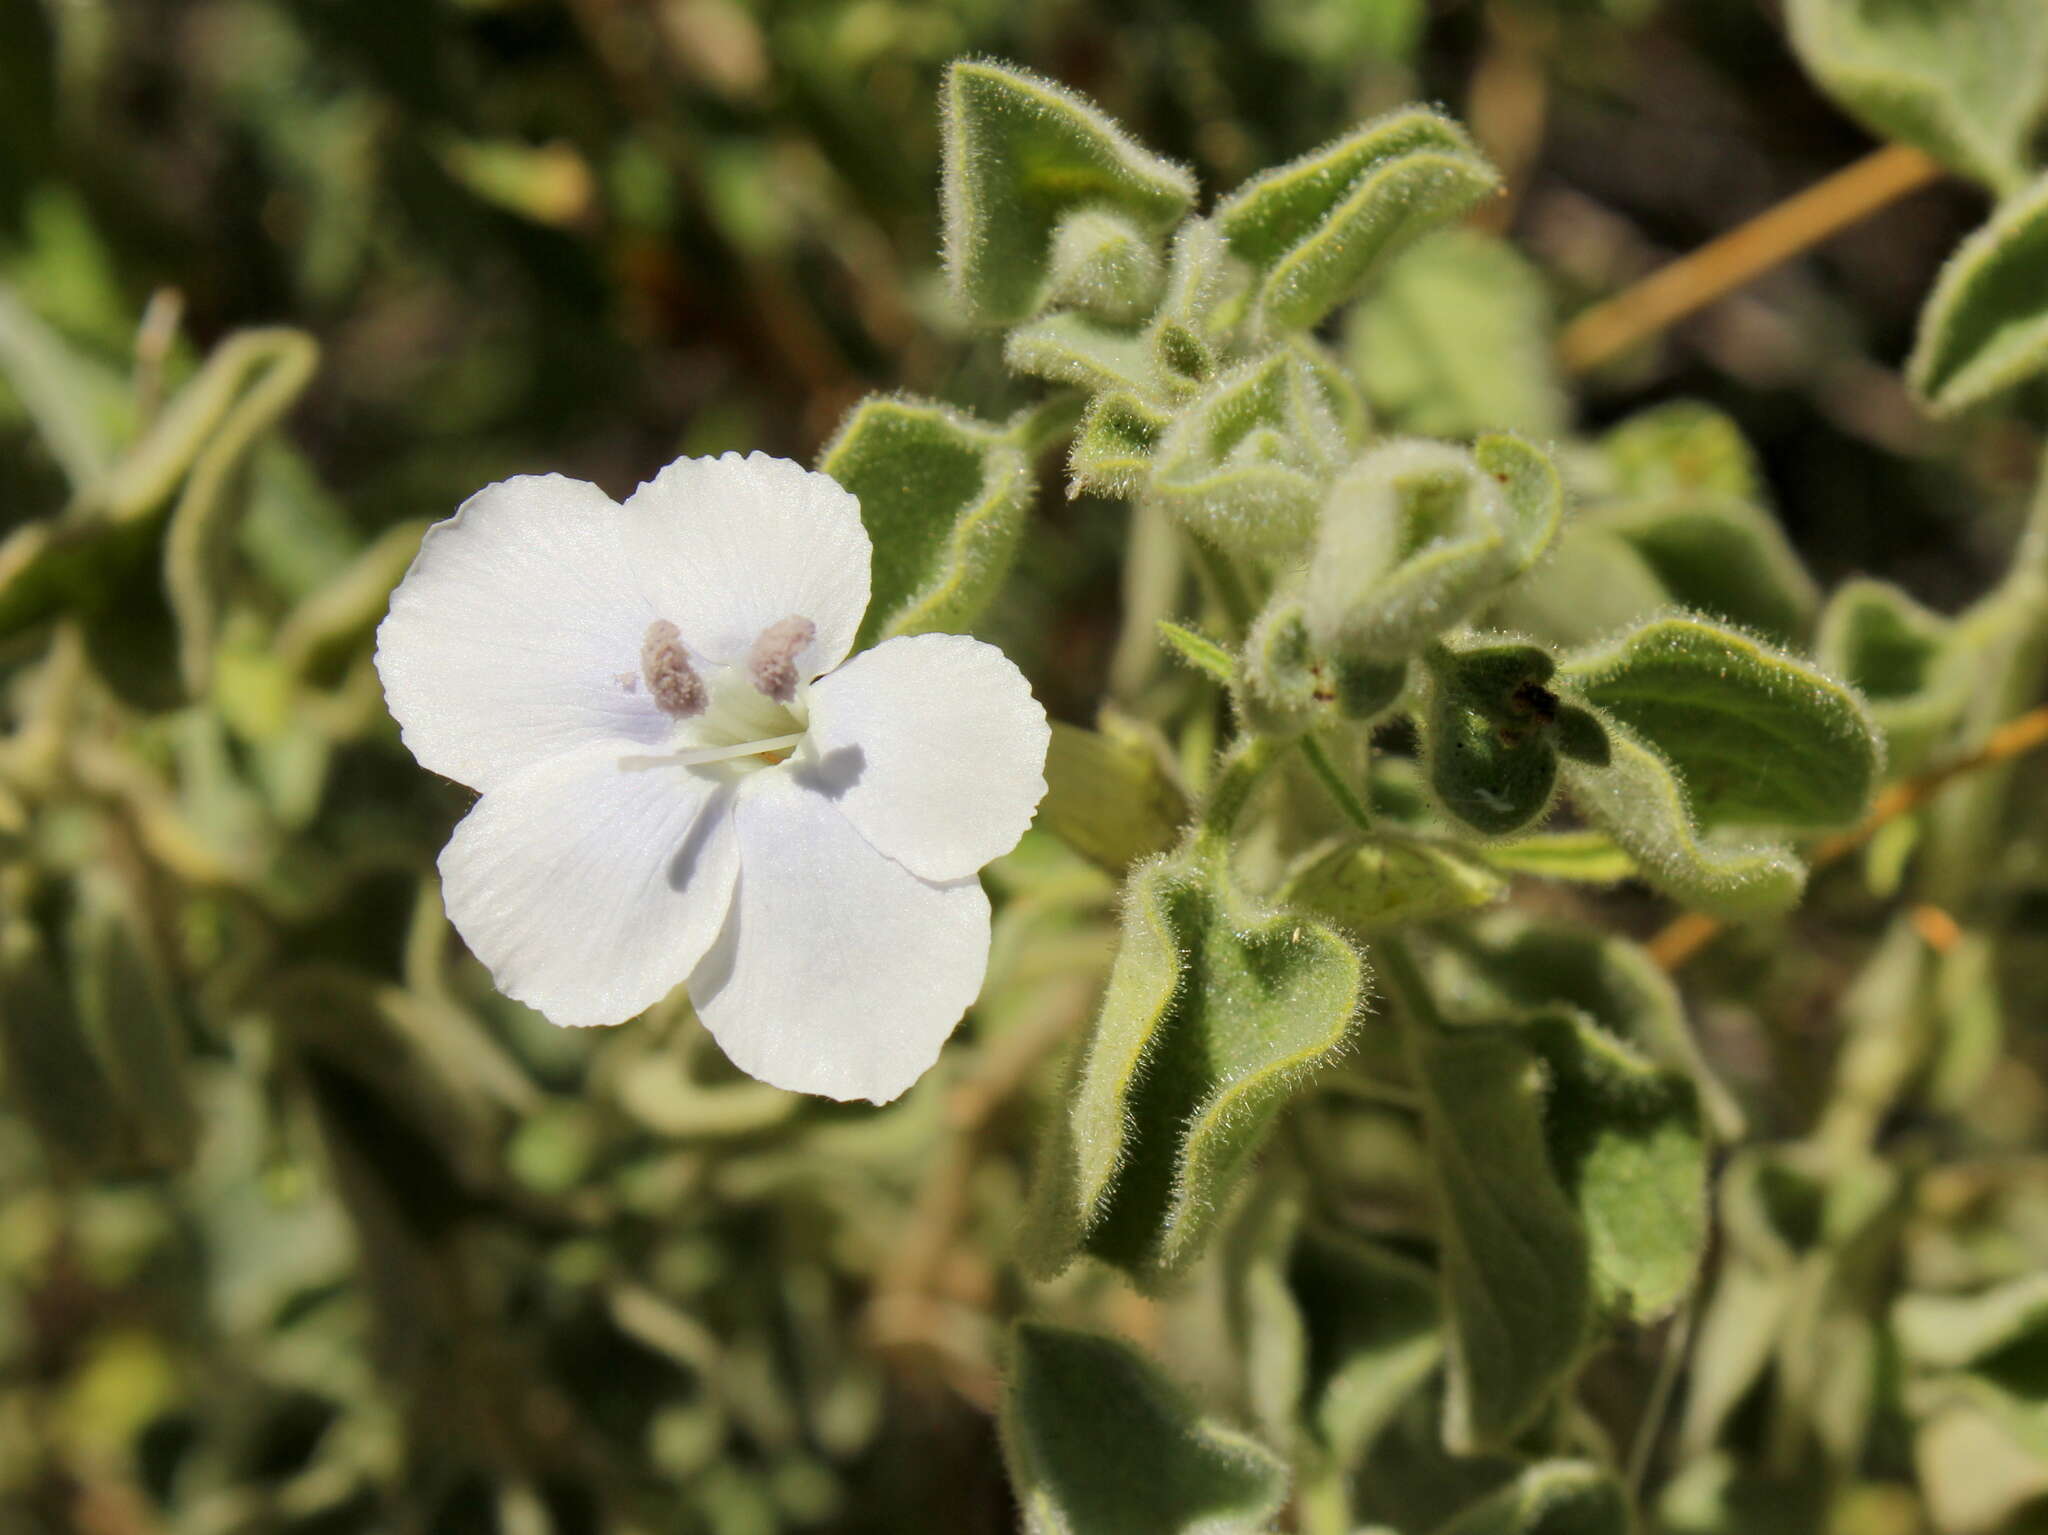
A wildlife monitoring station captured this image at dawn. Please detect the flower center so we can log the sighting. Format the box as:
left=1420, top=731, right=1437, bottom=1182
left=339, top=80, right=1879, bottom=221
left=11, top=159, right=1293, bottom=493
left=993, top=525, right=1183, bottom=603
left=631, top=615, right=816, bottom=773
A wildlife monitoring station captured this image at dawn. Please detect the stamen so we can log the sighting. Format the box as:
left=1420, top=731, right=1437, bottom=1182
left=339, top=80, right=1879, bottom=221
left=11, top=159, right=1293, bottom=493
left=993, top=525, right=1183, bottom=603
left=746, top=615, right=816, bottom=704
left=641, top=619, right=706, bottom=718
left=661, top=733, right=807, bottom=768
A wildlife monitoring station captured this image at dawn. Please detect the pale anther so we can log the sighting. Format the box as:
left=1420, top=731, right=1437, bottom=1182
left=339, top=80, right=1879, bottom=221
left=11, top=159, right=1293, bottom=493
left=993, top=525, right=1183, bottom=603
left=747, top=615, right=816, bottom=704
left=641, top=619, right=706, bottom=717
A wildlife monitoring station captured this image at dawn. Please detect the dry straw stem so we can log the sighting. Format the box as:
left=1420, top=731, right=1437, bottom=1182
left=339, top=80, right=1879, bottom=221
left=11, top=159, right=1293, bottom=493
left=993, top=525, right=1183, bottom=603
left=1559, top=142, right=1943, bottom=375
left=1648, top=699, right=2048, bottom=971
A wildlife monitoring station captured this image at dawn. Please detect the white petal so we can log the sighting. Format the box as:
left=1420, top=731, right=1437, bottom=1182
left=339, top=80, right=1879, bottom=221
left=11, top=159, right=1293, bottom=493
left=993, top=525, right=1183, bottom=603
left=688, top=769, right=991, bottom=1103
left=439, top=743, right=740, bottom=1029
left=804, top=633, right=1050, bottom=882
left=622, top=453, right=871, bottom=676
left=376, top=474, right=669, bottom=792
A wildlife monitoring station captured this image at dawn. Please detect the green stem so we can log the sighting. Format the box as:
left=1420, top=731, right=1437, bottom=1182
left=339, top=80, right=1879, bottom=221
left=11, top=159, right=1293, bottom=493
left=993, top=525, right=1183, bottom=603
left=1371, top=931, right=1443, bottom=1032
left=1299, top=732, right=1372, bottom=834
left=1110, top=500, right=1186, bottom=702
left=1189, top=733, right=1288, bottom=865
left=1186, top=530, right=1259, bottom=638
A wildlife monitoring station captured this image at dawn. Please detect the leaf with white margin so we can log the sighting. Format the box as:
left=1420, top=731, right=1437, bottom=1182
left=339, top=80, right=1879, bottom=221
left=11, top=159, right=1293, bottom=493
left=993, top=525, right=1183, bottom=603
left=817, top=394, right=1032, bottom=649
left=1404, top=1013, right=1593, bottom=1453
left=1306, top=435, right=1563, bottom=664
left=1585, top=495, right=1818, bottom=644
left=1816, top=575, right=1976, bottom=769
left=1345, top=229, right=1566, bottom=441
left=1005, top=311, right=1156, bottom=397
left=1023, top=855, right=1365, bottom=1287
left=1217, top=106, right=1501, bottom=335
left=940, top=60, right=1196, bottom=327
left=1787, top=0, right=2048, bottom=193
left=1476, top=831, right=1636, bottom=885
left=1560, top=615, right=1881, bottom=831
left=1432, top=1460, right=1629, bottom=1535
left=1042, top=206, right=1165, bottom=324
left=1144, top=218, right=1245, bottom=396
left=1149, top=345, right=1355, bottom=554
left=1001, top=1322, right=1289, bottom=1535
left=1068, top=388, right=1171, bottom=499
left=1909, top=172, right=2048, bottom=414
left=1559, top=721, right=1806, bottom=918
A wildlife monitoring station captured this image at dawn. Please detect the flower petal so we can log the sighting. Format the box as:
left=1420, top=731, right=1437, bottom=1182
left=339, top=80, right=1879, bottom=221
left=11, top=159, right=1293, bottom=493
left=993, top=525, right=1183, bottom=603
left=622, top=452, right=871, bottom=676
left=688, top=769, right=991, bottom=1103
left=376, top=474, right=669, bottom=792
left=439, top=743, right=740, bottom=1029
left=803, top=633, right=1050, bottom=881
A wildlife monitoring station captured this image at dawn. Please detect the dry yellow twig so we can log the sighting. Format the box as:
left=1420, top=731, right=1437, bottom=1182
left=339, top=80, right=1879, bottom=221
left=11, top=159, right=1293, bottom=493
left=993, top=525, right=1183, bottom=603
left=1648, top=701, right=2048, bottom=970
left=1560, top=142, right=1943, bottom=375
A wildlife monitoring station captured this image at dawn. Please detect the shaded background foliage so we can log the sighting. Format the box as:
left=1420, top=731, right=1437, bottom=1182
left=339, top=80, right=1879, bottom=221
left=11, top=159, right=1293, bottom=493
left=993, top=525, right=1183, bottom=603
left=2, top=1, right=2046, bottom=1533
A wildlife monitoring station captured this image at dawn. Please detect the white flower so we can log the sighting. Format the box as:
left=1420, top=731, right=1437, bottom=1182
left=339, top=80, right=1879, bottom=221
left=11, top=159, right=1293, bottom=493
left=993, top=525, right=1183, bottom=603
left=374, top=452, right=1050, bottom=1103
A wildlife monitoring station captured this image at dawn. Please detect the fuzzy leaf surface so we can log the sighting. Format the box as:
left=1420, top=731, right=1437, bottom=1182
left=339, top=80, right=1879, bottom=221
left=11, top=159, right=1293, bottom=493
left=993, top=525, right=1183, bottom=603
left=1284, top=832, right=1507, bottom=932
left=1787, top=0, right=2048, bottom=192
left=1560, top=615, right=1880, bottom=830
left=818, top=394, right=1033, bottom=648
left=1217, top=107, right=1500, bottom=334
left=1908, top=172, right=2048, bottom=414
left=1002, top=1322, right=1289, bottom=1535
left=1040, top=719, right=1190, bottom=873
left=941, top=61, right=1195, bottom=326
left=1433, top=1461, right=1630, bottom=1535
left=1025, top=857, right=1364, bottom=1286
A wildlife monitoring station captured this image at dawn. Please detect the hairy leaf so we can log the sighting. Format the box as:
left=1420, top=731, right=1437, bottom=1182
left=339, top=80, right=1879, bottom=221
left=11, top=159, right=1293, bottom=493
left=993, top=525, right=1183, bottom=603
left=1587, top=496, right=1818, bottom=644
left=1290, top=1230, right=1444, bottom=1467
left=1406, top=1015, right=1594, bottom=1452
left=1217, top=106, right=1500, bottom=334
left=1346, top=229, right=1566, bottom=440
left=941, top=60, right=1196, bottom=326
left=1787, top=0, right=2048, bottom=192
left=1025, top=857, right=1365, bottom=1286
left=1149, top=346, right=1353, bottom=553
left=1001, top=1322, right=1289, bottom=1535
left=1816, top=576, right=1975, bottom=768
left=1005, top=311, right=1156, bottom=397
left=1422, top=643, right=1572, bottom=838
left=818, top=394, right=1033, bottom=648
left=1560, top=615, right=1880, bottom=830
left=1908, top=172, right=2048, bottom=414
left=1068, top=388, right=1172, bottom=498
left=1601, top=400, right=1764, bottom=503
left=1307, top=435, right=1564, bottom=664
left=1044, top=206, right=1165, bottom=324
left=1477, top=831, right=1636, bottom=884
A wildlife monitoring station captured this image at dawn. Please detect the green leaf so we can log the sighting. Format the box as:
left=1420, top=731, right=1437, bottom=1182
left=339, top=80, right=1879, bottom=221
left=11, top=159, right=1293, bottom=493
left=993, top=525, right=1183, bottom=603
left=1560, top=615, right=1881, bottom=830
left=1149, top=346, right=1353, bottom=553
left=0, top=914, right=127, bottom=1171
left=1025, top=857, right=1365, bottom=1286
left=1815, top=576, right=1975, bottom=768
left=1045, top=206, right=1166, bottom=324
left=1345, top=229, right=1567, bottom=441
left=1001, top=1322, right=1289, bottom=1535
left=1432, top=1461, right=1630, bottom=1535
left=1514, top=1009, right=1707, bottom=1322
left=1477, top=831, right=1636, bottom=884
left=1584, top=495, right=1818, bottom=644
left=1908, top=171, right=2048, bottom=414
left=941, top=60, right=1196, bottom=327
left=1422, top=643, right=1570, bottom=838
left=70, top=871, right=198, bottom=1171
left=1068, top=389, right=1171, bottom=499
left=1157, top=619, right=1238, bottom=684
left=1284, top=832, right=1507, bottom=931
left=1601, top=401, right=1764, bottom=502
left=1306, top=435, right=1565, bottom=664
left=1040, top=718, right=1191, bottom=873
left=1897, top=1274, right=2048, bottom=1459
left=1787, top=0, right=2048, bottom=192
left=1559, top=721, right=1806, bottom=918
left=1217, top=106, right=1501, bottom=334
left=1006, top=311, right=1156, bottom=397
left=818, top=394, right=1034, bottom=648
left=1288, top=1230, right=1444, bottom=1467
left=0, top=279, right=129, bottom=489
left=1144, top=218, right=1244, bottom=395
left=1405, top=1015, right=1594, bottom=1452
left=1486, top=524, right=1671, bottom=651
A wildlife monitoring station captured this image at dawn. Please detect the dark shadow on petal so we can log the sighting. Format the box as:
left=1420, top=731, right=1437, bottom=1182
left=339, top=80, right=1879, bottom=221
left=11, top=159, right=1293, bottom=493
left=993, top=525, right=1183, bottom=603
left=667, top=782, right=736, bottom=893
left=685, top=866, right=742, bottom=1003
left=791, top=743, right=865, bottom=801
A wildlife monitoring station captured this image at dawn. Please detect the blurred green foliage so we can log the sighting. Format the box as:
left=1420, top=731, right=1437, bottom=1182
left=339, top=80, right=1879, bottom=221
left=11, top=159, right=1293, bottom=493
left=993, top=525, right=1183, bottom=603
left=3, top=1, right=2048, bottom=1534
